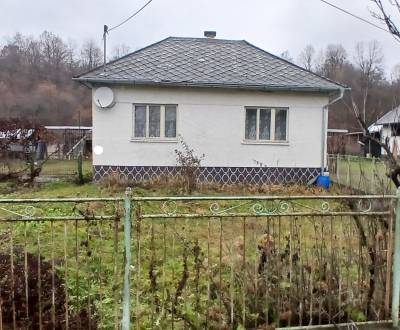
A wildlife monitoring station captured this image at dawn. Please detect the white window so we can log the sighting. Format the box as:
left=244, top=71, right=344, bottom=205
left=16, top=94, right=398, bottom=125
left=244, top=107, right=288, bottom=142
left=133, top=104, right=177, bottom=140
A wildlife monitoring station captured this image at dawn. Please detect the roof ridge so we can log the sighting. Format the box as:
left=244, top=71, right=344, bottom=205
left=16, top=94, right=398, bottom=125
left=168, top=36, right=246, bottom=43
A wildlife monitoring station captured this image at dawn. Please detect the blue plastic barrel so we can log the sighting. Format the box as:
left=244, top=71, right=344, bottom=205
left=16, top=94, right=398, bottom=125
left=317, top=175, right=331, bottom=189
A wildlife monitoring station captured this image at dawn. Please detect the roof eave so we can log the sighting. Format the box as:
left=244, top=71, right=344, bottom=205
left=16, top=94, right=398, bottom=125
left=72, top=77, right=344, bottom=93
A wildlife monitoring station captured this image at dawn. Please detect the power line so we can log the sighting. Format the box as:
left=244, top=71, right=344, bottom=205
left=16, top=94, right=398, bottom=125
left=108, top=0, right=153, bottom=32
left=318, top=0, right=392, bottom=35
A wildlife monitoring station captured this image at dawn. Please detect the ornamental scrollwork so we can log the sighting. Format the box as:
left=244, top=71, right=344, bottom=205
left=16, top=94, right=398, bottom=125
left=251, top=201, right=290, bottom=215
left=161, top=200, right=178, bottom=216
left=357, top=199, right=372, bottom=213
left=0, top=205, right=37, bottom=219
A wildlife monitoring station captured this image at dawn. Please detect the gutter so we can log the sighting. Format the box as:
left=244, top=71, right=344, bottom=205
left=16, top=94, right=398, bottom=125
left=320, top=87, right=347, bottom=175
left=72, top=77, right=345, bottom=93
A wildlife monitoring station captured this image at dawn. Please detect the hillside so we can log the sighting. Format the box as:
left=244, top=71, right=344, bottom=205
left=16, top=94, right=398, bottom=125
left=1, top=32, right=399, bottom=129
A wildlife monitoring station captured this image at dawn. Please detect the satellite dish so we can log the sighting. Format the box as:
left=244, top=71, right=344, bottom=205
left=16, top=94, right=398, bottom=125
left=94, top=87, right=115, bottom=109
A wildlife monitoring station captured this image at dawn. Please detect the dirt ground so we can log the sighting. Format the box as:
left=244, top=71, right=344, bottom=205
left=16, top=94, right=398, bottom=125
left=0, top=247, right=95, bottom=329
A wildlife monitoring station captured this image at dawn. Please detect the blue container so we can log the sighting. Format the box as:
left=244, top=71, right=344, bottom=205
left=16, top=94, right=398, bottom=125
left=317, top=175, right=331, bottom=189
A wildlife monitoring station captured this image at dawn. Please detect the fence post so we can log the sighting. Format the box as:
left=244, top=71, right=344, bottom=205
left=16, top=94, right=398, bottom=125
left=77, top=153, right=84, bottom=184
left=371, top=157, right=376, bottom=194
left=392, top=188, right=400, bottom=327
left=336, top=154, right=340, bottom=184
left=122, top=187, right=132, bottom=330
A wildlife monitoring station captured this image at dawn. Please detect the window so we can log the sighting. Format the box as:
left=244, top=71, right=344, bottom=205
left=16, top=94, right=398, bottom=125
left=244, top=107, right=288, bottom=142
left=133, top=104, right=177, bottom=139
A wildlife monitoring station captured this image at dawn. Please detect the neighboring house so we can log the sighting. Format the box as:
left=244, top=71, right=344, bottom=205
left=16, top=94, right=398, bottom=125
left=369, top=105, right=400, bottom=157
left=74, top=34, right=345, bottom=184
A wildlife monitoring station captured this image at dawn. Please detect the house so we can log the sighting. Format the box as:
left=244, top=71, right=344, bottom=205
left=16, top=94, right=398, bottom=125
left=74, top=33, right=346, bottom=184
left=369, top=105, right=400, bottom=157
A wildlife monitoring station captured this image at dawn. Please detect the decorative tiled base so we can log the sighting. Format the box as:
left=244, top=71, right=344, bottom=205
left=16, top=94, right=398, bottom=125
left=93, top=165, right=320, bottom=185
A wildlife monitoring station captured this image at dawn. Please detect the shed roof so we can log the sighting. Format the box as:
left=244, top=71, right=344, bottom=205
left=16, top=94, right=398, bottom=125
left=74, top=37, right=345, bottom=93
left=376, top=106, right=400, bottom=125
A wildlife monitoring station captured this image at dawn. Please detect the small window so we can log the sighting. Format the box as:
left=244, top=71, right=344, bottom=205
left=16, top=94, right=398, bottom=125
left=245, top=108, right=257, bottom=140
left=149, top=106, right=161, bottom=137
left=245, top=107, right=288, bottom=142
left=133, top=104, right=177, bottom=139
left=165, top=105, right=177, bottom=138
left=134, top=106, right=146, bottom=138
left=259, top=109, right=271, bottom=140
left=275, top=109, right=287, bottom=141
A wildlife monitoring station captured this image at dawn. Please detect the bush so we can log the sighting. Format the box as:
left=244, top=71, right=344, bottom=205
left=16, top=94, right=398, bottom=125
left=175, top=137, right=204, bottom=194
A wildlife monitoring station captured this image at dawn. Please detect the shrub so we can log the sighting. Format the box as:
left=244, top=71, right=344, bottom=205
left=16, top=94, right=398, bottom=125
left=175, top=137, right=204, bottom=194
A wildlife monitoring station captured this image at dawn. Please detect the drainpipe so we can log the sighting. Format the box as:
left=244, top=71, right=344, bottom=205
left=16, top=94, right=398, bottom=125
left=321, top=87, right=346, bottom=175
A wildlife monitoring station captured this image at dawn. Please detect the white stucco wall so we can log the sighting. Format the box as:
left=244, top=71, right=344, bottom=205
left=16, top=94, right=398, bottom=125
left=92, top=86, right=329, bottom=168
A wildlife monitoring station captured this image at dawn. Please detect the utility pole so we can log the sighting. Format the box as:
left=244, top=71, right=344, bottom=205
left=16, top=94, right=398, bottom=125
left=103, top=25, right=108, bottom=72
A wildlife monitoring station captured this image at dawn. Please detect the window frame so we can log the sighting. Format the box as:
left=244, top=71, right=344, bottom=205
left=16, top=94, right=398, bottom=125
left=243, top=106, right=289, bottom=144
left=131, top=103, right=178, bottom=142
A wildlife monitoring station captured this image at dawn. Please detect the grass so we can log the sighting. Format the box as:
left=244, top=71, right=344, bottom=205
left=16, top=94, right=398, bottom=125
left=0, top=158, right=92, bottom=177
left=40, top=159, right=92, bottom=176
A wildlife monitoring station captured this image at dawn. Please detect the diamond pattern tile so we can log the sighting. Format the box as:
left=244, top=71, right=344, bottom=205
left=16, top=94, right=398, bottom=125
left=93, top=165, right=320, bottom=185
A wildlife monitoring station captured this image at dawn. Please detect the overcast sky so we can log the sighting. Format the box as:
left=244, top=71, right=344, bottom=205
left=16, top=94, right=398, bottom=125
left=1, top=0, right=399, bottom=75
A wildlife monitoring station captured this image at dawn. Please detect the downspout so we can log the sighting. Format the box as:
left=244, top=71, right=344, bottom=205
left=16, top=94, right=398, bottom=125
left=321, top=88, right=346, bottom=175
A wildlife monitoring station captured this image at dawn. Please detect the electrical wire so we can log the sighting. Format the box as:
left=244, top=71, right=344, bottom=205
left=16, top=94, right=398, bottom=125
left=318, top=0, right=392, bottom=35
left=108, top=0, right=153, bottom=32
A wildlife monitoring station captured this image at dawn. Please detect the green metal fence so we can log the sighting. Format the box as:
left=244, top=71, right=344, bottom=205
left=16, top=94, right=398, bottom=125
left=0, top=192, right=399, bottom=329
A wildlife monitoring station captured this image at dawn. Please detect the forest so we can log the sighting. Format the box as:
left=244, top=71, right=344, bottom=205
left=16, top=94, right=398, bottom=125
left=0, top=32, right=130, bottom=126
left=0, top=30, right=399, bottom=129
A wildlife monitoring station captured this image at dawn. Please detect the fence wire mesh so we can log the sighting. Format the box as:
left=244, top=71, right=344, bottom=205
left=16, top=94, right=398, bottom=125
left=328, top=154, right=395, bottom=194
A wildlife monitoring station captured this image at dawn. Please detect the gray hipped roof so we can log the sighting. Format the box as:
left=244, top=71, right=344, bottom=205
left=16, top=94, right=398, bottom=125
left=376, top=105, right=400, bottom=125
left=74, top=37, right=345, bottom=92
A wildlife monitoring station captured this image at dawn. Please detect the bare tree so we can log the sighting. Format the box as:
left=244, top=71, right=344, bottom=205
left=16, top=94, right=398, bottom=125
left=280, top=50, right=293, bottom=62
left=392, top=63, right=400, bottom=81
left=314, top=49, right=326, bottom=75
left=371, top=0, right=400, bottom=41
left=24, top=37, right=42, bottom=68
left=354, top=40, right=384, bottom=122
left=0, top=118, right=52, bottom=182
left=80, top=39, right=103, bottom=70
left=298, top=44, right=315, bottom=71
left=112, top=43, right=131, bottom=60
left=39, top=31, right=68, bottom=68
left=347, top=1, right=400, bottom=188
left=323, top=44, right=347, bottom=77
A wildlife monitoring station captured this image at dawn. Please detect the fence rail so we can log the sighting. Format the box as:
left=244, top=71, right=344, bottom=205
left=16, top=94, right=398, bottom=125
left=0, top=192, right=399, bottom=329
